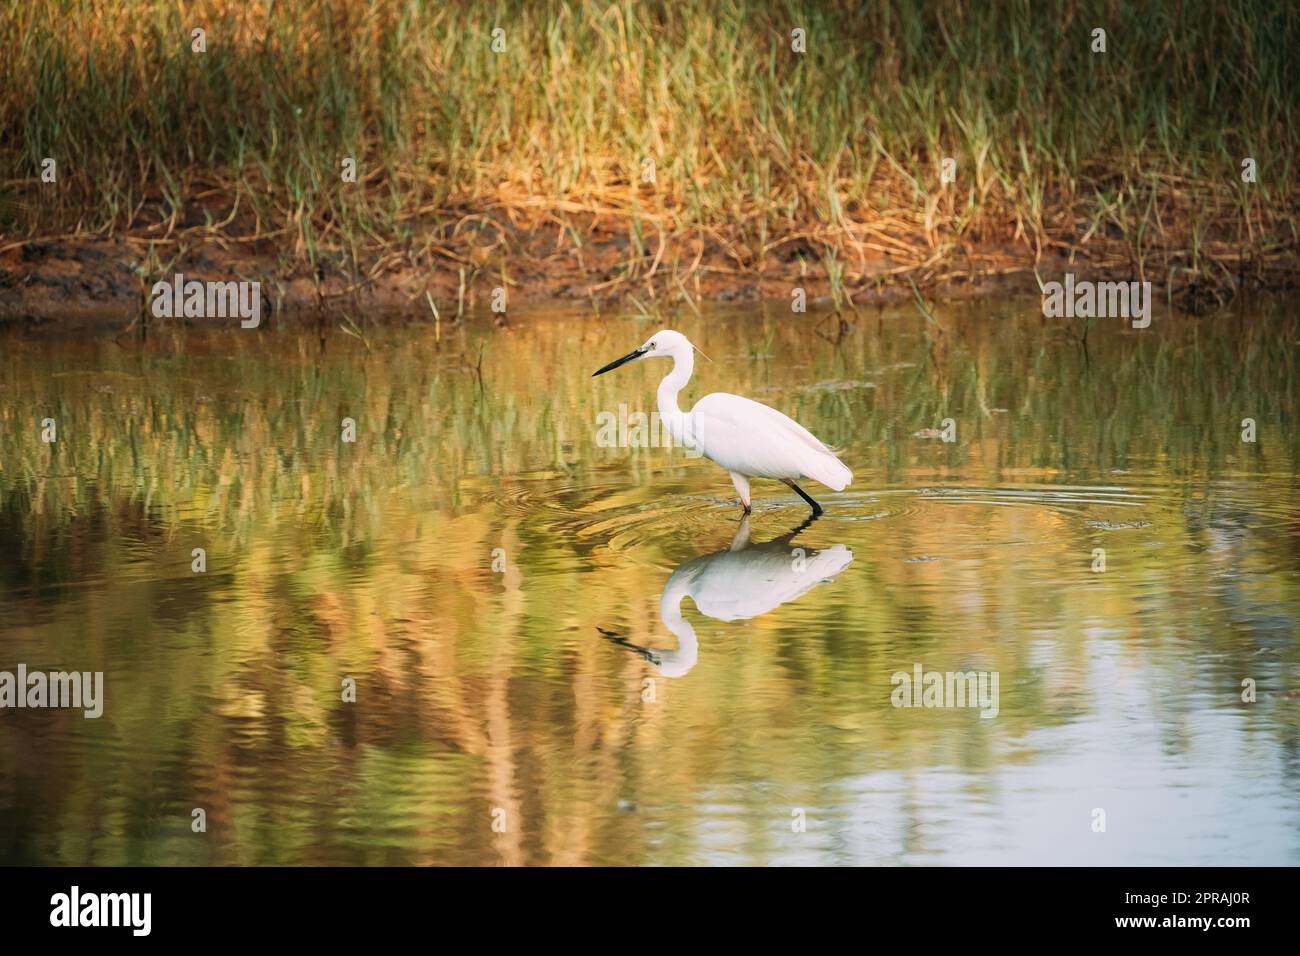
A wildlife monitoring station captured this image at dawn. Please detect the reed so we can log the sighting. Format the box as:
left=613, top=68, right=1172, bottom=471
left=1, top=1, right=1296, bottom=296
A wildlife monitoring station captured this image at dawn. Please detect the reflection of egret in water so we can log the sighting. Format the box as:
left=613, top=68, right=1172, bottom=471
left=601, top=516, right=854, bottom=677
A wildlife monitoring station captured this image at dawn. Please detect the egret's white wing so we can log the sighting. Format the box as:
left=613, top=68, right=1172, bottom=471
left=688, top=393, right=852, bottom=488
left=687, top=545, right=855, bottom=621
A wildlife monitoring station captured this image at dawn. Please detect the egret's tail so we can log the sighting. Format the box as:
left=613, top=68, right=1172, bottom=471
left=807, top=452, right=852, bottom=491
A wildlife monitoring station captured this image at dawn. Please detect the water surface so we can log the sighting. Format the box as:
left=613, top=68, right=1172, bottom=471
left=1, top=300, right=1298, bottom=865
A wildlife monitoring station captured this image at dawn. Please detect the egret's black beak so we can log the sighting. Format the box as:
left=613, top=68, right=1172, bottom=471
left=591, top=346, right=647, bottom=377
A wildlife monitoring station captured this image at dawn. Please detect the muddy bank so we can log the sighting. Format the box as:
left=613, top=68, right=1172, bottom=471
left=2, top=212, right=1296, bottom=331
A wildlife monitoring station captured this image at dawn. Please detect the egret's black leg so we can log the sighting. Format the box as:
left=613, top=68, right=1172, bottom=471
left=782, top=479, right=823, bottom=517
left=728, top=472, right=752, bottom=515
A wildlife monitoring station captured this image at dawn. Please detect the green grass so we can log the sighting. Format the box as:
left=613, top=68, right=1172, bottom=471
left=1, top=0, right=1297, bottom=293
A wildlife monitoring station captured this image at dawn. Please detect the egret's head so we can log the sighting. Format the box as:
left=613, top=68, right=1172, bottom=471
left=591, top=329, right=694, bottom=377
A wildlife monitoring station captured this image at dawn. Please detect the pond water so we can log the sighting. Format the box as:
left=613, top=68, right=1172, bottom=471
left=1, top=299, right=1297, bottom=865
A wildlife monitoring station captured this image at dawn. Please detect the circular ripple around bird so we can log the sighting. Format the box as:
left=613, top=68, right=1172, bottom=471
left=554, top=481, right=1173, bottom=567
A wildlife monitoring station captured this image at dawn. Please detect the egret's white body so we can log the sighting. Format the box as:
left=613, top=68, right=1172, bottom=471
left=606, top=518, right=854, bottom=677
left=593, top=330, right=852, bottom=514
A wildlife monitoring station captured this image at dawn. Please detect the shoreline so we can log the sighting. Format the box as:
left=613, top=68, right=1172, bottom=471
left=5, top=3, right=1296, bottom=329
left=4, top=211, right=1296, bottom=329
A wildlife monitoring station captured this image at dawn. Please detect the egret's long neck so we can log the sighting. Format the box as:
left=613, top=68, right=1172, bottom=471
left=656, top=347, right=694, bottom=424
left=657, top=576, right=699, bottom=676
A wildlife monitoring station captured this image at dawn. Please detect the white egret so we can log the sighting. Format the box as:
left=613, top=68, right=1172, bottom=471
left=593, top=329, right=852, bottom=515
left=601, top=516, right=854, bottom=677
